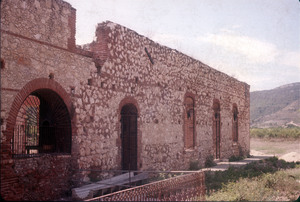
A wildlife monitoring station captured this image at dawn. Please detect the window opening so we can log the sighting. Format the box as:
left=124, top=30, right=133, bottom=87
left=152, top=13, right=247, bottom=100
left=233, top=105, right=238, bottom=142
left=184, top=97, right=195, bottom=149
left=0, top=58, right=4, bottom=69
left=13, top=90, right=71, bottom=157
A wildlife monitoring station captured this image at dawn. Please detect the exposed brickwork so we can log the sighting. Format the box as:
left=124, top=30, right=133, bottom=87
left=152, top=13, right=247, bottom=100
left=13, top=155, right=73, bottom=201
left=67, top=6, right=76, bottom=51
left=1, top=78, right=75, bottom=200
left=1, top=0, right=250, bottom=200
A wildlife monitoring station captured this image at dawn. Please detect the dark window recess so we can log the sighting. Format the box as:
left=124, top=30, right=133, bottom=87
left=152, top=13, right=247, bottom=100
left=49, top=73, right=54, bottom=79
left=0, top=58, right=4, bottom=69
left=233, top=105, right=238, bottom=142
left=70, top=86, right=75, bottom=94
left=88, top=79, right=92, bottom=86
left=96, top=65, right=102, bottom=75
left=145, top=47, right=154, bottom=65
left=94, top=59, right=102, bottom=75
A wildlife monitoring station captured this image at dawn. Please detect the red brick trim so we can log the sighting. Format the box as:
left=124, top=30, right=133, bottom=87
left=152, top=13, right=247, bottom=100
left=232, top=103, right=238, bottom=112
left=90, top=24, right=110, bottom=66
left=67, top=8, right=76, bottom=51
left=212, top=98, right=221, bottom=111
left=118, top=97, right=140, bottom=116
left=183, top=92, right=197, bottom=149
left=1, top=87, right=20, bottom=92
left=1, top=29, right=92, bottom=57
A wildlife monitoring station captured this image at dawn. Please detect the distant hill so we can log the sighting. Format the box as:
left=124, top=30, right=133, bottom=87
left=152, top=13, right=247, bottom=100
left=250, top=82, right=300, bottom=128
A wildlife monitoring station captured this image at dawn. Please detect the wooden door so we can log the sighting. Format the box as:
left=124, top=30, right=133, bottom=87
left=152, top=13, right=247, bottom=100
left=121, top=104, right=138, bottom=171
left=215, top=112, right=221, bottom=159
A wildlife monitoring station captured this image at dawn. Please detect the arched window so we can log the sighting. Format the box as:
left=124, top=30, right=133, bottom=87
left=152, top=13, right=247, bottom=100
left=232, top=104, right=238, bottom=142
left=184, top=96, right=195, bottom=149
left=13, top=89, right=71, bottom=156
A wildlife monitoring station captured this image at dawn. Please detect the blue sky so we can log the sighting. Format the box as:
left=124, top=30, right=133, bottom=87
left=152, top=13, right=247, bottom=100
left=64, top=0, right=300, bottom=92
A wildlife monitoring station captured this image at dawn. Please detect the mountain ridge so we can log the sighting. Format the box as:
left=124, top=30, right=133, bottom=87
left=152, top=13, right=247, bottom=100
left=250, top=82, right=300, bottom=128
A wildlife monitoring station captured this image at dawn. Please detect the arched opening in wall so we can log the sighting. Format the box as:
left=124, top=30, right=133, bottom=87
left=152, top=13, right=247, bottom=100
left=13, top=89, right=72, bottom=156
left=184, top=96, right=195, bottom=149
left=121, top=104, right=138, bottom=171
left=213, top=100, right=221, bottom=159
left=232, top=104, right=239, bottom=142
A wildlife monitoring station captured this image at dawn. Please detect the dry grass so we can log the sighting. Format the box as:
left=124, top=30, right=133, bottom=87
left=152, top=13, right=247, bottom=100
left=206, top=166, right=300, bottom=201
left=251, top=138, right=300, bottom=156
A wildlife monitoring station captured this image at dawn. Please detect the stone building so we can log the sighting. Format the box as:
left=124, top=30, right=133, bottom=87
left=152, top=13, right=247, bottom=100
left=0, top=0, right=250, bottom=200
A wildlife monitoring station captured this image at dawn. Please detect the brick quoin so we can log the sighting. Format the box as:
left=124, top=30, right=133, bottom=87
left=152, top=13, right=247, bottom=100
left=67, top=7, right=76, bottom=51
left=1, top=78, right=73, bottom=201
left=90, top=24, right=110, bottom=66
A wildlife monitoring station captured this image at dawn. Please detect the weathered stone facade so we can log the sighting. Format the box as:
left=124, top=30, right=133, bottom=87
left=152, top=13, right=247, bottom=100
left=1, top=0, right=250, bottom=200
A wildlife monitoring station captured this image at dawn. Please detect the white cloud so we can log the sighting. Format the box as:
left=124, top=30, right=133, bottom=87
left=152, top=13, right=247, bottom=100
left=197, top=32, right=280, bottom=64
left=278, top=51, right=300, bottom=70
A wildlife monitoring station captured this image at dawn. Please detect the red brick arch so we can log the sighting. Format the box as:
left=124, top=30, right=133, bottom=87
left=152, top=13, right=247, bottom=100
left=4, top=78, right=72, bottom=157
left=1, top=78, right=73, bottom=200
left=118, top=96, right=140, bottom=116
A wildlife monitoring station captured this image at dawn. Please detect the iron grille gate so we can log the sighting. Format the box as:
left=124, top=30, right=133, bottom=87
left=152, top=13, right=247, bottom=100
left=12, top=91, right=72, bottom=157
left=13, top=125, right=70, bottom=155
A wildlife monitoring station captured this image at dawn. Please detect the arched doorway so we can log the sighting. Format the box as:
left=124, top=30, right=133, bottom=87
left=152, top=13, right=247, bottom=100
left=13, top=89, right=72, bottom=156
left=121, top=104, right=138, bottom=171
left=213, top=100, right=221, bottom=159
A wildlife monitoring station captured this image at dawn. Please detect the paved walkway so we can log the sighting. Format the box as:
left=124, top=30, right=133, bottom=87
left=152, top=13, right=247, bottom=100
left=201, top=154, right=274, bottom=172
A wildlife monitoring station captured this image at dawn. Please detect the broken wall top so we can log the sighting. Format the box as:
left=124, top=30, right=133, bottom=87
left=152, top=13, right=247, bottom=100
left=90, top=21, right=250, bottom=95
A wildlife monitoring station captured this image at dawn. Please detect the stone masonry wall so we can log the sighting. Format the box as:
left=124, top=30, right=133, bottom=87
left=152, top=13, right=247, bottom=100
left=1, top=0, right=76, bottom=50
left=0, top=0, right=250, bottom=200
left=73, top=21, right=250, bottom=175
left=0, top=0, right=95, bottom=200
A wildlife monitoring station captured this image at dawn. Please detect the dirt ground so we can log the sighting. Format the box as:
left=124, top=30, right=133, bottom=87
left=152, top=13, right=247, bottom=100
left=250, top=138, right=300, bottom=162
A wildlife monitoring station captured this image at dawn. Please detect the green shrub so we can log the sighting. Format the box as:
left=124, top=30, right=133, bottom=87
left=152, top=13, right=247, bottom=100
left=205, top=155, right=217, bottom=168
left=205, top=157, right=298, bottom=195
left=229, top=155, right=245, bottom=162
left=250, top=127, right=300, bottom=139
left=189, top=160, right=201, bottom=170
